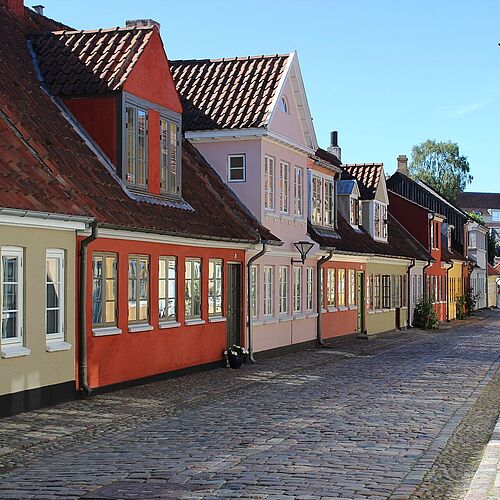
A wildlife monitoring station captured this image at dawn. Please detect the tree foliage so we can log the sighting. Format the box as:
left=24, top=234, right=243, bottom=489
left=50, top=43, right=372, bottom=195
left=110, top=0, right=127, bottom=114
left=467, top=211, right=484, bottom=225
left=487, top=231, right=497, bottom=265
left=409, top=140, right=472, bottom=203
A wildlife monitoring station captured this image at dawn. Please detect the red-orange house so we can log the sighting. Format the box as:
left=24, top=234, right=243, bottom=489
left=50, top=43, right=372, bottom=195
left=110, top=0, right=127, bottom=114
left=26, top=19, right=279, bottom=391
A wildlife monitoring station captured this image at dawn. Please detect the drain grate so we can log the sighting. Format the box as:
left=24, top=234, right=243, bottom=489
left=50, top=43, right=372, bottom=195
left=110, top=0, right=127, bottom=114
left=82, top=481, right=191, bottom=499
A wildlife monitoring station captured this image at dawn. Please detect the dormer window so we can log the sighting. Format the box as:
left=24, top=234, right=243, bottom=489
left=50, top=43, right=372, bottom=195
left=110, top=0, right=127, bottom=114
left=280, top=96, right=289, bottom=114
left=126, top=105, right=148, bottom=188
left=374, top=202, right=387, bottom=240
left=350, top=197, right=362, bottom=226
left=469, top=232, right=476, bottom=249
left=311, top=174, right=335, bottom=227
left=324, top=180, right=334, bottom=226
left=311, top=176, right=322, bottom=225
left=160, top=117, right=180, bottom=194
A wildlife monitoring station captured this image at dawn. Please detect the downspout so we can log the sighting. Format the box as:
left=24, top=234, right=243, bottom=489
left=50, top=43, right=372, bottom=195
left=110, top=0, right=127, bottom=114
left=406, top=259, right=415, bottom=328
left=316, top=250, right=334, bottom=346
left=446, top=260, right=454, bottom=322
left=79, top=222, right=98, bottom=395
left=422, top=259, right=432, bottom=297
left=247, top=240, right=268, bottom=364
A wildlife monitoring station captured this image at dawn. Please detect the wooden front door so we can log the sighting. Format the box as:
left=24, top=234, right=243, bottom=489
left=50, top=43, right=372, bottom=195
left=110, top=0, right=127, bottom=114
left=226, top=263, right=242, bottom=347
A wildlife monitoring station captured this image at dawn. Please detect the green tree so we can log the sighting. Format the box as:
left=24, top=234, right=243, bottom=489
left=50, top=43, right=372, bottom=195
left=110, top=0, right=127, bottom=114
left=409, top=140, right=472, bottom=203
left=487, top=231, right=497, bottom=265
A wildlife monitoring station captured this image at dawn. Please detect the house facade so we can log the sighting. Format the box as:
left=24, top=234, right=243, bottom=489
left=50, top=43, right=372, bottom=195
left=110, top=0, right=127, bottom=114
left=467, top=222, right=489, bottom=309
left=171, top=54, right=321, bottom=353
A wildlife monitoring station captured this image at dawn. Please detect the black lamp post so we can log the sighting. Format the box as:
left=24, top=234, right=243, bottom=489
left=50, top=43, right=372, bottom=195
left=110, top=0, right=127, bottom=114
left=291, top=240, right=314, bottom=265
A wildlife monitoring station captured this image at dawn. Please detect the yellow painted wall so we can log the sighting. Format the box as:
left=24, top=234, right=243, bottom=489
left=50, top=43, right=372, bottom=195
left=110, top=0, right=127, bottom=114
left=447, top=261, right=464, bottom=320
left=366, top=260, right=408, bottom=335
left=488, top=275, right=498, bottom=308
left=0, top=224, right=76, bottom=397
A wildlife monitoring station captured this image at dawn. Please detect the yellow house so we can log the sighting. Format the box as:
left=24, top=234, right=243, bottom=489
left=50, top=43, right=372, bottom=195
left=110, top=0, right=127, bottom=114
left=487, top=263, right=500, bottom=308
left=446, top=257, right=468, bottom=320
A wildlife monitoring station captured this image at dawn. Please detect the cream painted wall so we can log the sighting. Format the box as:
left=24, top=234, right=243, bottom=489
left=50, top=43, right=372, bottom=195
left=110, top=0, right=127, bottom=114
left=0, top=225, right=76, bottom=396
left=366, top=260, right=409, bottom=335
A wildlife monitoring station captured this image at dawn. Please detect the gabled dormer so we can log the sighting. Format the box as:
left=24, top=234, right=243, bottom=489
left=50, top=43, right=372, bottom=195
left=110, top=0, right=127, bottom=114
left=337, top=179, right=362, bottom=228
left=31, top=20, right=183, bottom=200
left=343, top=163, right=388, bottom=242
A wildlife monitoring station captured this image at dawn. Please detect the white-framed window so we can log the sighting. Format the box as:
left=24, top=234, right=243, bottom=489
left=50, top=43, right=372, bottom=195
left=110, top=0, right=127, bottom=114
left=279, top=266, right=288, bottom=314
left=293, top=267, right=302, bottom=313
left=374, top=274, right=381, bottom=309
left=279, top=161, right=289, bottom=213
left=227, top=154, right=246, bottom=182
left=92, top=253, right=117, bottom=327
left=159, top=256, right=177, bottom=321
left=294, top=167, right=303, bottom=218
left=264, top=156, right=275, bottom=210
left=1, top=247, right=23, bottom=347
left=374, top=202, right=387, bottom=239
left=382, top=275, right=391, bottom=309
left=348, top=269, right=356, bottom=306
left=306, top=267, right=314, bottom=311
left=280, top=95, right=288, bottom=114
left=350, top=197, right=361, bottom=226
left=160, top=118, right=180, bottom=195
left=324, top=180, right=334, bottom=226
left=46, top=249, right=65, bottom=342
left=367, top=274, right=374, bottom=311
left=312, top=176, right=322, bottom=225
left=263, top=266, right=273, bottom=316
left=128, top=255, right=149, bottom=323
left=327, top=268, right=336, bottom=307
left=185, top=258, right=202, bottom=320
left=492, top=210, right=500, bottom=222
left=337, top=268, right=346, bottom=307
left=250, top=265, right=258, bottom=318
left=125, top=104, right=148, bottom=188
left=469, top=232, right=477, bottom=248
left=208, top=259, right=223, bottom=317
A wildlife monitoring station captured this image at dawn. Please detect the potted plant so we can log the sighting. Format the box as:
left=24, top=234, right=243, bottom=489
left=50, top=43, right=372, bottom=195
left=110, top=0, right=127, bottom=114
left=224, top=345, right=248, bottom=369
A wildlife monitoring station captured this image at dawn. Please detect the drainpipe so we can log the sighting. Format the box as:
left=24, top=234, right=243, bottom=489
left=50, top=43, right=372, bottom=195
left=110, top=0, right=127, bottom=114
left=406, top=259, right=415, bottom=328
left=422, top=259, right=432, bottom=297
left=316, top=250, right=334, bottom=346
left=79, top=222, right=98, bottom=395
left=446, top=260, right=454, bottom=322
left=247, top=240, right=268, bottom=364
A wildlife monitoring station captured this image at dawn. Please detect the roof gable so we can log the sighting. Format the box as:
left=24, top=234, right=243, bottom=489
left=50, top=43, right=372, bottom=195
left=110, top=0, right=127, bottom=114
left=31, top=25, right=156, bottom=97
left=342, top=163, right=385, bottom=201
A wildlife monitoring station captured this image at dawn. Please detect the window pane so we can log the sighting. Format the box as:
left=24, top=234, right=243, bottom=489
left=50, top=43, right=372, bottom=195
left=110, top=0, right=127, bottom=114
left=105, top=301, right=116, bottom=323
left=126, top=107, right=136, bottom=184
left=3, top=256, right=17, bottom=283
left=169, top=122, right=177, bottom=193
left=46, top=309, right=59, bottom=335
left=46, top=283, right=59, bottom=309
left=2, top=312, right=17, bottom=339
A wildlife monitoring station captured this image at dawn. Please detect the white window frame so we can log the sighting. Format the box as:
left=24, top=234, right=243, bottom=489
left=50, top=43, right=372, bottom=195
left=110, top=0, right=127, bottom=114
left=294, top=167, right=303, bottom=218
left=263, top=266, right=274, bottom=316
left=46, top=249, right=65, bottom=342
left=374, top=202, right=388, bottom=240
left=293, top=267, right=302, bottom=313
left=324, top=179, right=334, bottom=226
left=92, top=253, right=118, bottom=328
left=279, top=161, right=290, bottom=214
left=227, top=154, right=246, bottom=183
left=250, top=265, right=258, bottom=318
left=128, top=255, right=150, bottom=324
left=306, top=267, right=314, bottom=311
left=280, top=95, right=289, bottom=114
left=208, top=259, right=224, bottom=317
left=159, top=256, right=177, bottom=322
left=185, top=258, right=202, bottom=320
left=348, top=269, right=356, bottom=306
left=1, top=247, right=24, bottom=347
left=125, top=104, right=148, bottom=189
left=311, top=176, right=322, bottom=225
left=264, top=156, right=275, bottom=210
left=469, top=232, right=477, bottom=249
left=337, top=268, right=346, bottom=307
left=279, top=266, right=289, bottom=314
left=327, top=268, right=336, bottom=308
left=159, top=117, right=180, bottom=195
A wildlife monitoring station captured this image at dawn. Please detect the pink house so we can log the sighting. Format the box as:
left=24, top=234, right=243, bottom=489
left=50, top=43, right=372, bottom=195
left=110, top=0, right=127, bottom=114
left=171, top=53, right=322, bottom=354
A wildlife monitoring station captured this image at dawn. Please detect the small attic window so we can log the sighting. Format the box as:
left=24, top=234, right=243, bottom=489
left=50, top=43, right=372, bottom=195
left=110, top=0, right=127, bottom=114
left=280, top=96, right=289, bottom=114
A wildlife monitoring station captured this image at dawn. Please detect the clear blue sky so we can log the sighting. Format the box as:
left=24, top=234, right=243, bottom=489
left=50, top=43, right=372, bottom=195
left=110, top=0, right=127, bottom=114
left=39, top=0, right=500, bottom=192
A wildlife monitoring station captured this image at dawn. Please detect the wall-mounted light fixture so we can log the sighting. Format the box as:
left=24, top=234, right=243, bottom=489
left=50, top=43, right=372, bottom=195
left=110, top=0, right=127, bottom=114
left=291, top=240, right=314, bottom=265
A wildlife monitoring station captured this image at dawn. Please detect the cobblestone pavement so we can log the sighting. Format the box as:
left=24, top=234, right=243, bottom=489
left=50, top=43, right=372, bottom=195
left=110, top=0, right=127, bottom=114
left=0, top=310, right=499, bottom=499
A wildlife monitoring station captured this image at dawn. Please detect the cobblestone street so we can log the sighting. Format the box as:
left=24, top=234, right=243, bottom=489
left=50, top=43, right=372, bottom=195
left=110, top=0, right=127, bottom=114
left=0, top=310, right=499, bottom=499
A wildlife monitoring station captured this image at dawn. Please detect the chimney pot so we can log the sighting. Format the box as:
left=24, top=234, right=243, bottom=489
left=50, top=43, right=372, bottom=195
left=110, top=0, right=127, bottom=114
left=330, top=130, right=338, bottom=147
left=397, top=154, right=409, bottom=176
left=125, top=19, right=160, bottom=30
left=4, top=0, right=24, bottom=16
left=32, top=4, right=44, bottom=15
left=327, top=130, right=341, bottom=162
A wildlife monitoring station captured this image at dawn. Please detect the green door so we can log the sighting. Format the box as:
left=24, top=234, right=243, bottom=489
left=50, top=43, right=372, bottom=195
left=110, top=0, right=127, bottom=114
left=226, top=263, right=242, bottom=348
left=357, top=272, right=365, bottom=334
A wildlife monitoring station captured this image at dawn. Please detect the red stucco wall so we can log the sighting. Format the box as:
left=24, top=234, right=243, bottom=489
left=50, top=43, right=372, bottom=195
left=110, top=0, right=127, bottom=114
left=64, top=96, right=117, bottom=164
left=78, top=236, right=245, bottom=389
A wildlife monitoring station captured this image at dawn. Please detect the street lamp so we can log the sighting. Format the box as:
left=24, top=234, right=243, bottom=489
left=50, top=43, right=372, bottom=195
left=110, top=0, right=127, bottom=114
left=291, top=240, right=314, bottom=265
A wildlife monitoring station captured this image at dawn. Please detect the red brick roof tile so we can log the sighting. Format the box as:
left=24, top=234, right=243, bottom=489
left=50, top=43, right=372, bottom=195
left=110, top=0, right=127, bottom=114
left=342, top=163, right=383, bottom=200
left=170, top=54, right=290, bottom=131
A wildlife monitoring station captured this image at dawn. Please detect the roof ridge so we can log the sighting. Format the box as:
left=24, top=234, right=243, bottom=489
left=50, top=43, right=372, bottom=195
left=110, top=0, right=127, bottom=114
left=50, top=25, right=154, bottom=36
left=343, top=162, right=383, bottom=167
left=171, top=53, right=290, bottom=64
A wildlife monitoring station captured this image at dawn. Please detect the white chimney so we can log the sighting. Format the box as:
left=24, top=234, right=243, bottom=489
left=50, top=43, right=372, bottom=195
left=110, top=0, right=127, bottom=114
left=397, top=154, right=409, bottom=176
left=327, top=130, right=341, bottom=162
left=32, top=4, right=44, bottom=15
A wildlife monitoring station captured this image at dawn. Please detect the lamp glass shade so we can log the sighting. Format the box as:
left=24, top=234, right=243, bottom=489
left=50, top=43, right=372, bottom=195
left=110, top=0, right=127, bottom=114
left=293, top=241, right=314, bottom=262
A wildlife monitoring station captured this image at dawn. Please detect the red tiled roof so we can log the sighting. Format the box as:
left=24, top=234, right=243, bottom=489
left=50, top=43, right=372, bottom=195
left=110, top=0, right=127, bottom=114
left=488, top=263, right=500, bottom=276
left=457, top=192, right=500, bottom=210
left=342, top=163, right=383, bottom=200
left=308, top=214, right=432, bottom=262
left=0, top=5, right=279, bottom=244
left=170, top=54, right=290, bottom=131
left=31, top=25, right=155, bottom=96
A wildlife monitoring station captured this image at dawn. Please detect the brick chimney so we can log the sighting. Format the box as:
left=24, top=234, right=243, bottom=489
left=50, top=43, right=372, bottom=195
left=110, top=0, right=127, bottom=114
left=125, top=19, right=160, bottom=30
left=397, top=154, right=409, bottom=176
left=327, top=130, right=341, bottom=162
left=3, top=0, right=24, bottom=16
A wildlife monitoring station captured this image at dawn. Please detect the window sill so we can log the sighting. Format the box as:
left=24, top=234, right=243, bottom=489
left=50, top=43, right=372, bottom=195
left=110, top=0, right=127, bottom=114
left=46, top=341, right=72, bottom=352
left=159, top=321, right=181, bottom=329
left=279, top=315, right=293, bottom=323
left=348, top=305, right=358, bottom=310
left=338, top=306, right=348, bottom=311
left=327, top=306, right=338, bottom=313
left=92, top=326, right=122, bottom=337
left=306, top=312, right=318, bottom=318
left=321, top=307, right=327, bottom=313
left=1, top=345, right=31, bottom=359
left=185, top=319, right=205, bottom=326
left=209, top=316, right=226, bottom=323
left=128, top=324, right=154, bottom=333
left=263, top=317, right=279, bottom=325
left=251, top=319, right=264, bottom=326
left=293, top=314, right=306, bottom=320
